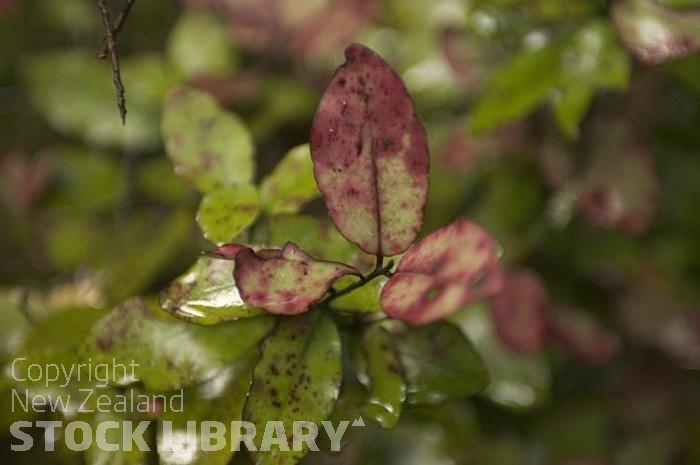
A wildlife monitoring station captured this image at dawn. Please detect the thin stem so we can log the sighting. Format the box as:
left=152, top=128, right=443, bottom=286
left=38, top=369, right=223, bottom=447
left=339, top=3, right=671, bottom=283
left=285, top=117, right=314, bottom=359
left=321, top=255, right=394, bottom=306
left=96, top=0, right=135, bottom=59
left=96, top=0, right=130, bottom=124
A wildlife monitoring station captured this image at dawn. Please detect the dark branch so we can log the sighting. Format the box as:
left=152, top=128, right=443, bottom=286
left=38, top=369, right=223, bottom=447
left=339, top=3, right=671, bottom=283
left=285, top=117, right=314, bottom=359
left=96, top=0, right=132, bottom=124
left=96, top=0, right=135, bottom=59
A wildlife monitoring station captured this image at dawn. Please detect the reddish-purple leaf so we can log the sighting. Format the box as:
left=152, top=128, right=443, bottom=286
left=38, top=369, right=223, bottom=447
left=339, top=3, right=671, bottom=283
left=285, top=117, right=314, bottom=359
left=310, top=43, right=430, bottom=256
left=490, top=269, right=548, bottom=355
left=577, top=116, right=658, bottom=234
left=612, top=0, right=700, bottom=65
left=380, top=219, right=503, bottom=325
left=547, top=307, right=620, bottom=365
left=231, top=242, right=360, bottom=315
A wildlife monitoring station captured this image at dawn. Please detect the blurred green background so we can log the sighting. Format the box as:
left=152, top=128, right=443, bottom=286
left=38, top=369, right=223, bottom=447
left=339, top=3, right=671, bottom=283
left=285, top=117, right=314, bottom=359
left=1, top=0, right=700, bottom=464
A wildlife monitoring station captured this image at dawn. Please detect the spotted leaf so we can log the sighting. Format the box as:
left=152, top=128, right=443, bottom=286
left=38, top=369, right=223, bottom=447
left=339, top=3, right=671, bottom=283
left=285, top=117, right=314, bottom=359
left=612, top=0, right=700, bottom=65
left=196, top=184, right=259, bottom=245
left=231, top=242, right=361, bottom=314
left=310, top=43, right=429, bottom=256
left=380, top=219, right=503, bottom=325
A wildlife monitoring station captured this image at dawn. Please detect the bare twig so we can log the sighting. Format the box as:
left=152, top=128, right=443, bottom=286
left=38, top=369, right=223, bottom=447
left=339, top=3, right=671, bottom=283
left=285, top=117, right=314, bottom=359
left=96, top=0, right=133, bottom=124
left=96, top=0, right=135, bottom=59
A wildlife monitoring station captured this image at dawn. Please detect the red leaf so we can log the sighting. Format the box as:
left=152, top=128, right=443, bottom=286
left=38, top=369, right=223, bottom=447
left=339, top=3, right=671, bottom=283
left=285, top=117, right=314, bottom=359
left=380, top=219, right=503, bottom=325
left=232, top=242, right=360, bottom=315
left=490, top=269, right=548, bottom=355
left=547, top=307, right=620, bottom=365
left=310, top=43, right=430, bottom=256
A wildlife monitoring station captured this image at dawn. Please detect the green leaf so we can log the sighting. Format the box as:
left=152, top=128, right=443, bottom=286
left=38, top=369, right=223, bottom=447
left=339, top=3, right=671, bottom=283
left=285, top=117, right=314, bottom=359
left=161, top=86, right=255, bottom=192
left=22, top=51, right=181, bottom=150
left=361, top=325, right=406, bottom=428
left=10, top=307, right=107, bottom=400
left=160, top=256, right=263, bottom=325
left=456, top=305, right=551, bottom=410
left=196, top=184, right=259, bottom=245
left=80, top=298, right=274, bottom=391
left=310, top=44, right=429, bottom=256
left=0, top=288, right=33, bottom=364
left=612, top=0, right=700, bottom=65
left=259, top=144, right=319, bottom=215
left=329, top=274, right=385, bottom=313
left=471, top=44, right=561, bottom=133
left=233, top=242, right=360, bottom=314
left=244, top=312, right=342, bottom=465
left=86, top=411, right=150, bottom=465
left=158, top=351, right=257, bottom=465
left=263, top=214, right=363, bottom=265
left=394, top=321, right=489, bottom=406
left=659, top=0, right=700, bottom=7
left=381, top=219, right=503, bottom=325
left=553, top=21, right=630, bottom=137
left=101, top=209, right=192, bottom=304
left=167, top=10, right=236, bottom=78
left=46, top=145, right=125, bottom=211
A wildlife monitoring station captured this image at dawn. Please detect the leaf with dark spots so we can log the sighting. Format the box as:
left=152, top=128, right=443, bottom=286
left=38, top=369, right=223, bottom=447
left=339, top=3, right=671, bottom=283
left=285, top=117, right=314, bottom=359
left=612, top=0, right=700, bottom=65
left=577, top=116, right=657, bottom=234
left=244, top=313, right=341, bottom=465
left=161, top=86, right=255, bottom=193
left=81, top=298, right=274, bottom=391
left=196, top=184, right=259, bottom=245
left=158, top=351, right=257, bottom=465
left=159, top=256, right=263, bottom=326
left=490, top=269, right=549, bottom=355
left=310, top=43, right=429, bottom=256
left=259, top=144, right=319, bottom=215
left=360, top=325, right=406, bottom=428
left=547, top=307, right=620, bottom=365
left=233, top=242, right=361, bottom=315
left=381, top=219, right=504, bottom=325
left=393, top=321, right=489, bottom=406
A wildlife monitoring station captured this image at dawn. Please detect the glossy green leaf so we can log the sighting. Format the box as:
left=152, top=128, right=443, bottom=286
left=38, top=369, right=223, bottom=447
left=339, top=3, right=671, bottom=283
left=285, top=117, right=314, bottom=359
left=233, top=242, right=361, bottom=314
left=263, top=214, right=363, bottom=265
left=381, top=219, right=503, bottom=325
left=244, top=312, right=342, bottom=465
left=394, top=321, right=489, bottom=405
left=613, top=0, right=700, bottom=65
left=22, top=51, right=181, bottom=150
left=259, top=144, right=319, bottom=215
left=161, top=86, right=255, bottom=192
left=167, top=10, right=236, bottom=78
left=196, top=184, right=259, bottom=245
left=310, top=43, right=429, bottom=256
left=361, top=325, right=406, bottom=428
left=159, top=256, right=262, bottom=325
left=157, top=352, right=257, bottom=465
left=456, top=305, right=551, bottom=410
left=86, top=411, right=149, bottom=465
left=80, top=298, right=274, bottom=391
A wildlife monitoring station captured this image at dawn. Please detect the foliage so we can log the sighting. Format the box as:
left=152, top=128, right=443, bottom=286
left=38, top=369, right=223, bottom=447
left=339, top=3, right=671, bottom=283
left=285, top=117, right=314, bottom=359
left=2, top=1, right=700, bottom=465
